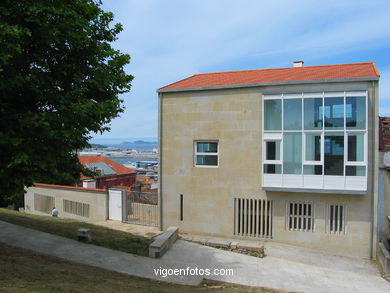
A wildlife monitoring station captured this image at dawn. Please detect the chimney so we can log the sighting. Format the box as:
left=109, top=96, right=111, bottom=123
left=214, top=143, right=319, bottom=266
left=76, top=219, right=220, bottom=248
left=293, top=60, right=304, bottom=67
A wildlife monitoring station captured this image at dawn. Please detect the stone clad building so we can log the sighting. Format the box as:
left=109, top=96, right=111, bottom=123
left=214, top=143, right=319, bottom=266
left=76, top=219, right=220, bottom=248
left=157, top=61, right=380, bottom=258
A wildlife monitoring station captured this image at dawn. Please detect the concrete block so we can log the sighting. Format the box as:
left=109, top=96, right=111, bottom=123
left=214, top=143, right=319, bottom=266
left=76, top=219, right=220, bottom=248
left=77, top=228, right=91, bottom=242
left=230, top=241, right=239, bottom=249
left=149, top=226, right=178, bottom=258
left=237, top=241, right=264, bottom=252
left=206, top=239, right=231, bottom=248
left=191, top=237, right=208, bottom=245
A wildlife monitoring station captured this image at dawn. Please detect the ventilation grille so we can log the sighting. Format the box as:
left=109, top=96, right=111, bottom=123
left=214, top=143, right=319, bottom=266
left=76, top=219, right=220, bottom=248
left=326, top=204, right=346, bottom=234
left=63, top=199, right=90, bottom=218
left=234, top=198, right=273, bottom=238
left=285, top=202, right=315, bottom=232
left=34, top=193, right=55, bottom=214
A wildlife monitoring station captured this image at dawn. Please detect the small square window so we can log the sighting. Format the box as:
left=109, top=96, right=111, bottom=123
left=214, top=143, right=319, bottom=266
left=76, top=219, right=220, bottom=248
left=194, top=141, right=218, bottom=167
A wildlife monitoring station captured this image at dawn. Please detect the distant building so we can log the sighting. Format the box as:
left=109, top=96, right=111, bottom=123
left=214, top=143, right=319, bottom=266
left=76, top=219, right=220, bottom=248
left=78, top=156, right=136, bottom=189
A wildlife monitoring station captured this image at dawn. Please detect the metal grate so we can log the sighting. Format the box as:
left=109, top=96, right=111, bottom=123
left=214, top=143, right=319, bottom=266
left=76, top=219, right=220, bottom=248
left=34, top=193, right=55, bottom=214
left=326, top=204, right=346, bottom=234
left=285, top=202, right=315, bottom=232
left=63, top=199, right=90, bottom=218
left=234, top=198, right=273, bottom=238
left=126, top=191, right=158, bottom=227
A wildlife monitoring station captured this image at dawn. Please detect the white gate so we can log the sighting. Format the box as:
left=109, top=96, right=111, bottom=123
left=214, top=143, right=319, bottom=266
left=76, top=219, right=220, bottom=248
left=108, top=189, right=124, bottom=221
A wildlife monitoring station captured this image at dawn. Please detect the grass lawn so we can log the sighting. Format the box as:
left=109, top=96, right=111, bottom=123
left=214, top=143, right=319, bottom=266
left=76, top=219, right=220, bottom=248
left=0, top=243, right=285, bottom=293
left=0, top=208, right=152, bottom=256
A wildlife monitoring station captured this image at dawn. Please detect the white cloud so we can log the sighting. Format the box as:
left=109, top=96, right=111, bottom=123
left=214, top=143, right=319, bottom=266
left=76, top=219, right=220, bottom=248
left=94, top=0, right=390, bottom=139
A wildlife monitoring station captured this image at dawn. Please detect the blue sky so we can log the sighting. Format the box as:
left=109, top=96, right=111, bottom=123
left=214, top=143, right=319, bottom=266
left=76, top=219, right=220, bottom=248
left=91, top=0, right=390, bottom=143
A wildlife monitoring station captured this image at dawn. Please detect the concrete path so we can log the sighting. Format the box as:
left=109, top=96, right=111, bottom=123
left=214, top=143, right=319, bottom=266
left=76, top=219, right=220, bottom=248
left=1, top=221, right=389, bottom=293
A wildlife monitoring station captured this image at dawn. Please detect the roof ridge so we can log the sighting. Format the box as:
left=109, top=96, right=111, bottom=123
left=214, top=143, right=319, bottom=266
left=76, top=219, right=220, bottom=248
left=160, top=74, right=197, bottom=90
left=192, top=62, right=377, bottom=76
left=159, top=62, right=379, bottom=91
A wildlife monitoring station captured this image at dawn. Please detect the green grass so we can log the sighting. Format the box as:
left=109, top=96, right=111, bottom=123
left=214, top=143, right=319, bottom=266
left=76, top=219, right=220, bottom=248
left=0, top=208, right=152, bottom=256
left=0, top=243, right=285, bottom=293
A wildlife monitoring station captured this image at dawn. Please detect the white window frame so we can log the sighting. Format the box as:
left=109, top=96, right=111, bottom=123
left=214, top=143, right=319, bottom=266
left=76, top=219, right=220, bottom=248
left=263, top=139, right=282, bottom=165
left=194, top=140, right=219, bottom=168
left=262, top=91, right=368, bottom=190
left=303, top=132, right=323, bottom=165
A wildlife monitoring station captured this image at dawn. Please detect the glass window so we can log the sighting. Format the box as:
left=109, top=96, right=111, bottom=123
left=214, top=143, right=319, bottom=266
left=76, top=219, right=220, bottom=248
left=195, top=141, right=218, bottom=166
left=305, top=134, right=321, bottom=161
left=324, top=133, right=344, bottom=175
left=304, top=98, right=323, bottom=130
left=266, top=141, right=280, bottom=161
left=197, top=142, right=217, bottom=153
left=264, top=164, right=282, bottom=174
left=346, top=166, right=366, bottom=176
left=346, top=97, right=366, bottom=129
left=324, top=97, right=344, bottom=129
left=196, top=155, right=218, bottom=166
left=303, top=165, right=322, bottom=175
left=283, top=133, right=302, bottom=174
left=348, top=134, right=364, bottom=162
left=264, top=100, right=281, bottom=130
left=283, top=99, right=302, bottom=130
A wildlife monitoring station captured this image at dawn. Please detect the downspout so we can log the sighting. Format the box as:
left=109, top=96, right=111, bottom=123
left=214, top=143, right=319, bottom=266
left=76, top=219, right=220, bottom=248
left=369, top=80, right=376, bottom=259
left=158, top=92, right=163, bottom=231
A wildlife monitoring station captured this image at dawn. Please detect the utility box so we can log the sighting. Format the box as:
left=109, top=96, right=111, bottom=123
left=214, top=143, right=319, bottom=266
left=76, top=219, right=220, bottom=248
left=77, top=228, right=91, bottom=242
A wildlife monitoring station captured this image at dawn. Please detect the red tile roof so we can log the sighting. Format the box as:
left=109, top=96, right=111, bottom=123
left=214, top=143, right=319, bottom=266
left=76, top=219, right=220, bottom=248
left=34, top=183, right=106, bottom=192
left=78, top=156, right=136, bottom=180
left=160, top=62, right=379, bottom=91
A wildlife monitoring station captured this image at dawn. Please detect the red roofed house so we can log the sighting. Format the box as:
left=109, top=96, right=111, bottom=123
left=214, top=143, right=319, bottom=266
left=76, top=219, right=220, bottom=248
left=78, top=156, right=136, bottom=189
left=158, top=61, right=381, bottom=259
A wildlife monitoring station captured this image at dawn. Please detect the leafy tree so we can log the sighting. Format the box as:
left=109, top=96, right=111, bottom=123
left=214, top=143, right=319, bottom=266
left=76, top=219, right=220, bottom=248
left=0, top=0, right=133, bottom=206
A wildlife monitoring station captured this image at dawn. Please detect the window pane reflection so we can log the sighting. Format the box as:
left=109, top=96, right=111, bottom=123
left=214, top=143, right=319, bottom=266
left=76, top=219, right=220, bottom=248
left=324, top=97, right=344, bottom=129
left=324, top=133, right=344, bottom=175
left=304, top=98, right=323, bottom=130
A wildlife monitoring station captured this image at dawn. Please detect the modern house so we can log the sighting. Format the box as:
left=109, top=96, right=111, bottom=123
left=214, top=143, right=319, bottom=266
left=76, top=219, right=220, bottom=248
left=78, top=155, right=136, bottom=189
left=158, top=61, right=380, bottom=258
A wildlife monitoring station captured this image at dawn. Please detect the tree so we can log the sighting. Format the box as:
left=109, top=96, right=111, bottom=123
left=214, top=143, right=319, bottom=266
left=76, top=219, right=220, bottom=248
left=0, top=0, right=133, bottom=206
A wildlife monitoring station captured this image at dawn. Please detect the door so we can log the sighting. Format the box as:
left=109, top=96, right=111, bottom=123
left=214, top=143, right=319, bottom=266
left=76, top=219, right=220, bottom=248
left=108, top=189, right=123, bottom=221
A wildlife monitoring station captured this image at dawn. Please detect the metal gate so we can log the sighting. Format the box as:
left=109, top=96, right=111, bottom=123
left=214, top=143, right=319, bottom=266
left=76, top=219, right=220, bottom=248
left=124, top=190, right=158, bottom=226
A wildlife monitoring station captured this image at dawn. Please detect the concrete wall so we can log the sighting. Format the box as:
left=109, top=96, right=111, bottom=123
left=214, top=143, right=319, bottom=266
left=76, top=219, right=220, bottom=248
left=160, top=81, right=379, bottom=258
left=25, top=185, right=108, bottom=222
left=379, top=152, right=390, bottom=243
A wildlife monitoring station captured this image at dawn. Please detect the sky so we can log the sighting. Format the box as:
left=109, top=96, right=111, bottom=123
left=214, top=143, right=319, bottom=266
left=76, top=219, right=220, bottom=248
left=91, top=0, right=390, bottom=144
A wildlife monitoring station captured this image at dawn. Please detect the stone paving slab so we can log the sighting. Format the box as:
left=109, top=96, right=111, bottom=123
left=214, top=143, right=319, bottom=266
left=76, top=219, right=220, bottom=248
left=191, top=237, right=208, bottom=245
left=206, top=239, right=231, bottom=248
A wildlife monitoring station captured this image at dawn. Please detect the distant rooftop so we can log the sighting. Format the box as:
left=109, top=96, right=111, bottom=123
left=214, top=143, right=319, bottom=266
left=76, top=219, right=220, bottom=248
left=159, top=62, right=379, bottom=92
left=78, top=156, right=136, bottom=180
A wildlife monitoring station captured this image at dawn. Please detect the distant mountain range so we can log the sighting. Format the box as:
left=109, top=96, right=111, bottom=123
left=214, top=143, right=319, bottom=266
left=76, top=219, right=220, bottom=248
left=116, top=140, right=157, bottom=150
left=89, top=139, right=157, bottom=150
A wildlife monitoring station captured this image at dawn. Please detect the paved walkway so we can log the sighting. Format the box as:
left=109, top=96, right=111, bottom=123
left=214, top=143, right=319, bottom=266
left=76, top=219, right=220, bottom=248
left=1, top=220, right=389, bottom=293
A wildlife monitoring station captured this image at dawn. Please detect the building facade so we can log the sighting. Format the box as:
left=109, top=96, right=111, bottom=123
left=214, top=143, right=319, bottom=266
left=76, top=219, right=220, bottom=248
left=158, top=62, right=380, bottom=258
